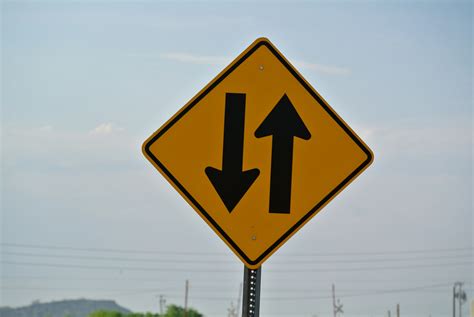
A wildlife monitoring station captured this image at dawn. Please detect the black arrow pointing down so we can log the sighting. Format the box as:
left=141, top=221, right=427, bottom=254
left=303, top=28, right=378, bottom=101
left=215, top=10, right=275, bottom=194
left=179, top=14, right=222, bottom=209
left=205, top=93, right=260, bottom=213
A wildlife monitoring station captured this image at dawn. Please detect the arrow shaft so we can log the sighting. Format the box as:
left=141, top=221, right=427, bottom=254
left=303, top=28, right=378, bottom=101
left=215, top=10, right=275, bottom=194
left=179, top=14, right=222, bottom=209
left=222, top=93, right=246, bottom=172
left=255, top=94, right=311, bottom=214
left=205, top=93, right=259, bottom=212
left=269, top=135, right=294, bottom=213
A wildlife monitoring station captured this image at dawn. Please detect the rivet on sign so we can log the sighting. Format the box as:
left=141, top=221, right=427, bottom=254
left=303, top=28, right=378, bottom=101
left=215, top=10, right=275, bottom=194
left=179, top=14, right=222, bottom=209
left=259, top=65, right=264, bottom=71
left=251, top=235, right=257, bottom=240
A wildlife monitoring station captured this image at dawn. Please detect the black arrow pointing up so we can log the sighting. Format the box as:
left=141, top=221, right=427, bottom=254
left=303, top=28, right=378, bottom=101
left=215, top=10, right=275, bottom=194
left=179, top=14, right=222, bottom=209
left=255, top=94, right=311, bottom=214
left=205, top=93, right=260, bottom=213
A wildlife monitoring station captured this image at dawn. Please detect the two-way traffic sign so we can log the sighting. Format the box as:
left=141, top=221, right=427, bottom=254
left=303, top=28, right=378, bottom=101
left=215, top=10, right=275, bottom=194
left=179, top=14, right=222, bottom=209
left=143, top=38, right=373, bottom=269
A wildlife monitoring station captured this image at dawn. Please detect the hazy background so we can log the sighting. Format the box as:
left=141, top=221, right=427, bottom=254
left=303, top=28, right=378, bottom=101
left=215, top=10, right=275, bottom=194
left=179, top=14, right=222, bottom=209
left=1, top=1, right=472, bottom=316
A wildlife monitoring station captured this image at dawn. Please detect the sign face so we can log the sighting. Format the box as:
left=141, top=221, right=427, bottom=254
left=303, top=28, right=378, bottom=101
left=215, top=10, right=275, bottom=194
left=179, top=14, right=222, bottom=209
left=143, top=38, right=373, bottom=268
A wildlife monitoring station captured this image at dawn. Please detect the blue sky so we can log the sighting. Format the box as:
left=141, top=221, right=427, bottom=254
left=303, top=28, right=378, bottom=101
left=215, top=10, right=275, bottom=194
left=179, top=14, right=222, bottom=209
left=1, top=1, right=472, bottom=316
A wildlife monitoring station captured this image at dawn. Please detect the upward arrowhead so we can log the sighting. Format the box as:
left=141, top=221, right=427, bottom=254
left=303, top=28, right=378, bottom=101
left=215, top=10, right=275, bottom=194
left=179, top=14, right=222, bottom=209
left=205, top=167, right=260, bottom=212
left=255, top=94, right=311, bottom=140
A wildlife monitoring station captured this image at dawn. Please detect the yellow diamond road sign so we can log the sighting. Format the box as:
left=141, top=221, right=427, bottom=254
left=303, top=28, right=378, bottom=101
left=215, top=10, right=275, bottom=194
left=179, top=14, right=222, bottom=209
left=143, top=38, right=373, bottom=268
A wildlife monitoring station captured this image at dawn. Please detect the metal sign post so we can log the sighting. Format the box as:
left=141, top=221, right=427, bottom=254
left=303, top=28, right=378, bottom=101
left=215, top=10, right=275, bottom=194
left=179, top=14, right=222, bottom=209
left=242, top=266, right=261, bottom=317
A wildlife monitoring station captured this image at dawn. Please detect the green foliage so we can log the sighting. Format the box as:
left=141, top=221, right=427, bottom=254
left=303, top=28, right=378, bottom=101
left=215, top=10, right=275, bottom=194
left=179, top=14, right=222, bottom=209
left=126, top=313, right=160, bottom=317
left=87, top=305, right=203, bottom=317
left=163, top=305, right=203, bottom=317
left=88, top=311, right=125, bottom=317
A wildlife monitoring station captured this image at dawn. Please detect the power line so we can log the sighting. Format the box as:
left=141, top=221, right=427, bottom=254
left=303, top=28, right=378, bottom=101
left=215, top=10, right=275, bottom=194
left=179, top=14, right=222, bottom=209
left=0, top=243, right=225, bottom=256
left=152, top=283, right=454, bottom=301
left=2, top=260, right=472, bottom=273
left=2, top=283, right=451, bottom=300
left=2, top=242, right=471, bottom=257
left=3, top=250, right=472, bottom=265
left=0, top=283, right=450, bottom=297
left=3, top=275, right=467, bottom=284
left=2, top=251, right=234, bottom=264
left=1, top=261, right=239, bottom=273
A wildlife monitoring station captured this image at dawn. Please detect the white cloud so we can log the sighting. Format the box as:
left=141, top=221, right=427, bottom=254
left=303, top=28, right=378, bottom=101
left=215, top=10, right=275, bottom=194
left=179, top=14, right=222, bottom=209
left=89, top=123, right=123, bottom=136
left=159, top=52, right=350, bottom=76
left=38, top=125, right=53, bottom=132
left=159, top=52, right=230, bottom=66
left=293, top=60, right=351, bottom=76
left=3, top=124, right=138, bottom=174
left=351, top=125, right=375, bottom=143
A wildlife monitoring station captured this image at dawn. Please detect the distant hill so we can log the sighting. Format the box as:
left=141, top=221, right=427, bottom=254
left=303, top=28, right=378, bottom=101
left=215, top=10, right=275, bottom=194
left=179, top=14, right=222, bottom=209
left=0, top=299, right=131, bottom=317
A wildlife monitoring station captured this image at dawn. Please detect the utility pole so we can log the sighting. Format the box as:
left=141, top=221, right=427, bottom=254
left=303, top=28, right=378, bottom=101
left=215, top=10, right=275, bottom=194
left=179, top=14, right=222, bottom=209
left=396, top=304, right=400, bottom=317
left=388, top=310, right=391, bottom=317
left=459, top=285, right=461, bottom=317
left=159, top=295, right=166, bottom=314
left=236, top=282, right=242, bottom=317
left=454, top=283, right=457, bottom=317
left=336, top=299, right=344, bottom=316
left=228, top=302, right=238, bottom=317
left=459, top=291, right=461, bottom=317
left=228, top=283, right=243, bottom=317
left=453, top=282, right=466, bottom=317
left=332, top=284, right=343, bottom=317
left=184, top=280, right=189, bottom=317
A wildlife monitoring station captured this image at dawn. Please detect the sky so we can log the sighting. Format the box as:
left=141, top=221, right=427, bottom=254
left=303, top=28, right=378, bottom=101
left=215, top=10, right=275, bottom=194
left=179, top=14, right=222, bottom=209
left=1, top=1, right=473, bottom=316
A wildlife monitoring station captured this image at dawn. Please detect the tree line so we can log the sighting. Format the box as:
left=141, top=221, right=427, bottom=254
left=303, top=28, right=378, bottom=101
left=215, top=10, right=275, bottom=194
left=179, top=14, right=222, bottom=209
left=88, top=304, right=204, bottom=317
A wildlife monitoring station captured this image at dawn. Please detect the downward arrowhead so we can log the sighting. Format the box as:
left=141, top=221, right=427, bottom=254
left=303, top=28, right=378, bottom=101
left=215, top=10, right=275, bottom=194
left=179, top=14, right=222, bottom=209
left=255, top=94, right=311, bottom=140
left=205, top=167, right=260, bottom=212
